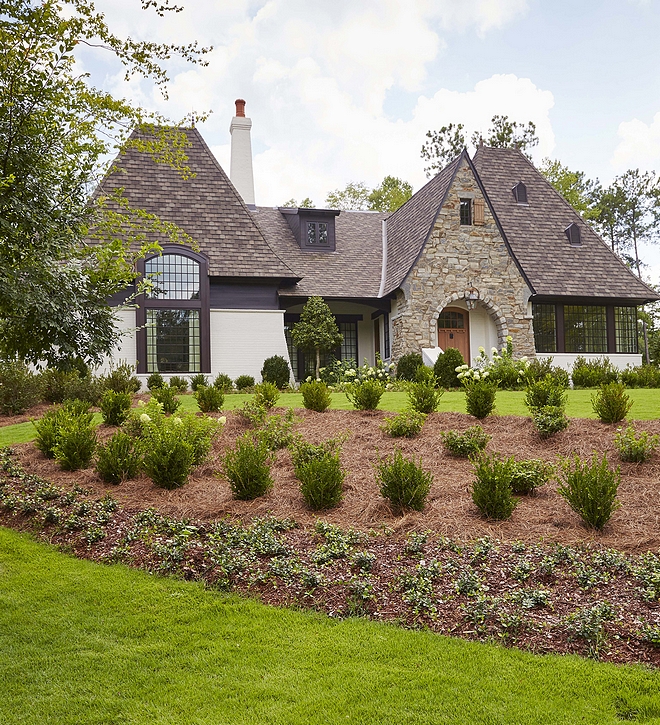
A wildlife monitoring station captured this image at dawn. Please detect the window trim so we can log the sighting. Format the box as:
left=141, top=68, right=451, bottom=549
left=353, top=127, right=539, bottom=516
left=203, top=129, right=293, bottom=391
left=459, top=198, right=472, bottom=226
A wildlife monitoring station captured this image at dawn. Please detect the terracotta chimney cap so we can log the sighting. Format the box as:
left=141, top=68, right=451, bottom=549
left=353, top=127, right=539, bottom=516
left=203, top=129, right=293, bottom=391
left=235, top=99, right=246, bottom=117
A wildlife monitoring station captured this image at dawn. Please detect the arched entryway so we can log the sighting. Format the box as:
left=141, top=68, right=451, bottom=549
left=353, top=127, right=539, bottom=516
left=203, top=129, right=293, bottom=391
left=437, top=307, right=470, bottom=362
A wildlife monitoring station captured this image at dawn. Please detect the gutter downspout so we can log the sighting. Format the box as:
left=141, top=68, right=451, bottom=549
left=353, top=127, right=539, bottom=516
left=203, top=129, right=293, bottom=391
left=378, top=218, right=387, bottom=298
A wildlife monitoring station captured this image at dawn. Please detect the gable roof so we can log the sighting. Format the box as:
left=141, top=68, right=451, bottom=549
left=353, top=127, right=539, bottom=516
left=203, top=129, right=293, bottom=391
left=472, top=146, right=659, bottom=302
left=94, top=128, right=296, bottom=280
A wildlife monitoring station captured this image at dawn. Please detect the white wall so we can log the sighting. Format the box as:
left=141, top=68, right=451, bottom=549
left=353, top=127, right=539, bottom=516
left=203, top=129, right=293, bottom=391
left=95, top=308, right=137, bottom=376
left=538, top=353, right=643, bottom=372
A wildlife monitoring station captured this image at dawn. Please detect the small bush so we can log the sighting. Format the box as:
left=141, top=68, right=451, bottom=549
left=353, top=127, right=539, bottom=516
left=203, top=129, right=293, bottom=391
left=571, top=356, right=618, bottom=388
left=510, top=459, right=553, bottom=495
left=592, top=382, right=633, bottom=424
left=471, top=453, right=518, bottom=520
left=619, top=364, right=660, bottom=388
left=433, top=347, right=465, bottom=389
left=168, top=376, right=188, bottom=393
left=0, top=360, right=43, bottom=415
left=96, top=431, right=141, bottom=484
left=261, top=355, right=291, bottom=389
left=407, top=379, right=443, bottom=414
left=33, top=407, right=68, bottom=458
left=100, top=390, right=132, bottom=427
left=298, top=452, right=344, bottom=510
left=525, top=358, right=570, bottom=387
left=375, top=449, right=432, bottom=513
left=180, top=413, right=222, bottom=466
left=525, top=375, right=568, bottom=411
left=213, top=373, right=233, bottom=392
left=194, top=385, right=224, bottom=413
left=557, top=453, right=621, bottom=531
left=53, top=412, right=97, bottom=471
left=345, top=379, right=385, bottom=410
left=222, top=434, right=273, bottom=500
left=614, top=425, right=659, bottom=463
left=381, top=410, right=426, bottom=438
left=257, top=409, right=296, bottom=450
left=235, top=375, right=255, bottom=391
left=464, top=380, right=497, bottom=419
left=41, top=369, right=101, bottom=404
left=300, top=380, right=332, bottom=412
left=489, top=355, right=526, bottom=390
left=146, top=372, right=165, bottom=391
left=440, top=425, right=490, bottom=457
left=142, top=420, right=195, bottom=489
left=532, top=405, right=569, bottom=438
left=396, top=353, right=424, bottom=381
left=289, top=434, right=346, bottom=477
left=254, top=381, right=280, bottom=409
left=190, top=374, right=209, bottom=392
left=238, top=399, right=268, bottom=427
left=150, top=385, right=181, bottom=414
left=121, top=399, right=165, bottom=438
left=100, top=363, right=141, bottom=394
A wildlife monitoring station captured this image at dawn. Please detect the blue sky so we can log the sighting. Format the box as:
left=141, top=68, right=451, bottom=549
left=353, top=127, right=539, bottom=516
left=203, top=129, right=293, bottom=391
left=84, top=0, right=660, bottom=281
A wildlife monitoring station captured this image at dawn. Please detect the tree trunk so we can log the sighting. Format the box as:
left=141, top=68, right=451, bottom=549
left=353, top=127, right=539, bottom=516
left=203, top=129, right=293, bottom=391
left=633, top=235, right=651, bottom=364
left=315, top=347, right=321, bottom=379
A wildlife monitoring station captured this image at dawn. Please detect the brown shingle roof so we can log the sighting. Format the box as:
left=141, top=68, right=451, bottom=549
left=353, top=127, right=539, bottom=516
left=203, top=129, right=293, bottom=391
left=253, top=206, right=387, bottom=298
left=472, top=146, right=659, bottom=302
left=94, top=128, right=295, bottom=280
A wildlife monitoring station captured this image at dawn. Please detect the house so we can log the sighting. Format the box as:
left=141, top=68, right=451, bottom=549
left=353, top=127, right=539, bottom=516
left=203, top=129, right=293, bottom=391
left=96, top=100, right=659, bottom=383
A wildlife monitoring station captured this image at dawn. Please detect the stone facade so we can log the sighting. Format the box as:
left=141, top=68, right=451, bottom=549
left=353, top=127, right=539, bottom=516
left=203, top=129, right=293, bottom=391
left=391, top=157, right=535, bottom=363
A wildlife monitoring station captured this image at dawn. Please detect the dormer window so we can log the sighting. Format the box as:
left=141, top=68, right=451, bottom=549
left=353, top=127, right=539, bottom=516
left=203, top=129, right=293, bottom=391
left=565, top=222, right=581, bottom=246
left=459, top=199, right=472, bottom=225
left=512, top=181, right=528, bottom=204
left=280, top=207, right=339, bottom=252
left=307, top=221, right=328, bottom=246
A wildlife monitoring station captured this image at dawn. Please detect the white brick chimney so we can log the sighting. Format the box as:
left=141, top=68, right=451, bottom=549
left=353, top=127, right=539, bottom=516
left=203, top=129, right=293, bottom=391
left=229, top=98, right=256, bottom=208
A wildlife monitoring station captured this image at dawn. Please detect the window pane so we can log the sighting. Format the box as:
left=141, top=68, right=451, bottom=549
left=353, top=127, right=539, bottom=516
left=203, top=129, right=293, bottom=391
left=532, top=304, right=557, bottom=353
left=460, top=199, right=472, bottom=225
left=384, top=312, right=390, bottom=359
left=307, top=222, right=317, bottom=245
left=615, top=306, right=637, bottom=354
left=318, top=223, right=328, bottom=244
left=564, top=305, right=607, bottom=353
left=339, top=321, right=357, bottom=362
left=284, top=326, right=298, bottom=380
left=438, top=310, right=465, bottom=329
left=145, top=254, right=200, bottom=300
left=146, top=309, right=200, bottom=372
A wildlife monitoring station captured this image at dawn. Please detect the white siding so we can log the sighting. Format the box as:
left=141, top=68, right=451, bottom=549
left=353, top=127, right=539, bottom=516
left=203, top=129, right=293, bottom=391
left=96, top=309, right=137, bottom=376
left=538, top=353, right=643, bottom=372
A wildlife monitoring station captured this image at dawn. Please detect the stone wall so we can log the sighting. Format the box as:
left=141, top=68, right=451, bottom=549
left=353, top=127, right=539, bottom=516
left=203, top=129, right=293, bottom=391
left=391, top=157, right=535, bottom=363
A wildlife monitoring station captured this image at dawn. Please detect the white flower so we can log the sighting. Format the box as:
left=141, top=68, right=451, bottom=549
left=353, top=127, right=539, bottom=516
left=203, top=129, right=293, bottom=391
left=478, top=346, right=485, bottom=354
left=173, top=417, right=183, bottom=425
left=219, top=416, right=227, bottom=425
left=140, top=413, right=151, bottom=423
left=491, top=347, right=499, bottom=355
left=506, top=335, right=513, bottom=342
left=137, top=400, right=146, bottom=408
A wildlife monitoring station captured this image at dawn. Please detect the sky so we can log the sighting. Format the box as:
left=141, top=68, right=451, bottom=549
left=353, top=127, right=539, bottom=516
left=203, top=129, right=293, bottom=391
left=79, top=0, right=660, bottom=282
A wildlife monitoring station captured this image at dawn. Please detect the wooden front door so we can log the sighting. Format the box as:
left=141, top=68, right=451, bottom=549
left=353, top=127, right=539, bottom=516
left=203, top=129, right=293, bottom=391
left=437, top=307, right=470, bottom=362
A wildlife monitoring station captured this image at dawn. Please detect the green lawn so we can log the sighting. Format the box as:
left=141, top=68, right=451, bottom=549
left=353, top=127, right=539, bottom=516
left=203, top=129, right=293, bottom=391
left=1, top=528, right=660, bottom=724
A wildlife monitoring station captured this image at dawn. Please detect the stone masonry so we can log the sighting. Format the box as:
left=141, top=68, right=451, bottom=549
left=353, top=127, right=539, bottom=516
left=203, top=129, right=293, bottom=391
left=391, top=157, right=536, bottom=362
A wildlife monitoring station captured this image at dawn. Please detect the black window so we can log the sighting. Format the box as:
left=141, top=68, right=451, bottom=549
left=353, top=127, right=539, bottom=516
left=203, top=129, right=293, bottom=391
left=146, top=309, right=200, bottom=373
left=512, top=181, right=528, bottom=204
left=532, top=304, right=557, bottom=353
left=614, top=306, right=638, bottom=354
left=383, top=312, right=390, bottom=359
left=306, top=221, right=329, bottom=246
left=284, top=326, right=298, bottom=380
left=438, top=310, right=465, bottom=329
left=565, top=222, right=581, bottom=245
left=459, top=199, right=472, bottom=225
left=338, top=321, right=357, bottom=362
left=285, top=318, right=357, bottom=380
left=564, top=305, right=607, bottom=353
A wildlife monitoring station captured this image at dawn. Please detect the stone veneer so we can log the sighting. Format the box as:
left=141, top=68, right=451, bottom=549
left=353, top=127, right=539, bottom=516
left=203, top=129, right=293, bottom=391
left=391, top=157, right=536, bottom=362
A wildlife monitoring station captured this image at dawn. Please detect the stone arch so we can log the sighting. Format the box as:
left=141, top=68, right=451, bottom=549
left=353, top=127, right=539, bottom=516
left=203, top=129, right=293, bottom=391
left=430, top=292, right=509, bottom=348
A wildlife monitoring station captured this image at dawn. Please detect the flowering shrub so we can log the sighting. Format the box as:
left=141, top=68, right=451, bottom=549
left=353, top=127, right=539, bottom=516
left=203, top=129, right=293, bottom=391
left=456, top=336, right=529, bottom=390
left=318, top=356, right=394, bottom=386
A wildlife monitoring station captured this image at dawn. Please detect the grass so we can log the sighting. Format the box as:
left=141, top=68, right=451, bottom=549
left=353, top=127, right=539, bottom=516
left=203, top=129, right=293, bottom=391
left=2, top=527, right=660, bottom=724
left=0, top=390, right=657, bottom=448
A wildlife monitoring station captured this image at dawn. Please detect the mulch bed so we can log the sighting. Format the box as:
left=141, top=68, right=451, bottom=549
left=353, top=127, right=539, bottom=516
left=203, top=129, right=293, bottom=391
left=2, top=409, right=660, bottom=667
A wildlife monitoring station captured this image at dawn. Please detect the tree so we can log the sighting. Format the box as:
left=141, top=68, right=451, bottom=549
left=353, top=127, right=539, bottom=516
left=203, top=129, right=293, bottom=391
left=0, top=0, right=210, bottom=368
left=325, top=182, right=371, bottom=211
left=421, top=115, right=539, bottom=178
left=325, top=176, right=412, bottom=212
left=539, top=159, right=601, bottom=222
left=281, top=198, right=314, bottom=208
left=291, top=296, right=343, bottom=379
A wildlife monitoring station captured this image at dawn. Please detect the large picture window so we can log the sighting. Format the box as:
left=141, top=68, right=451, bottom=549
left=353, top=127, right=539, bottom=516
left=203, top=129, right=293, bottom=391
left=147, top=309, right=200, bottom=373
left=532, top=304, right=557, bottom=353
left=614, top=306, right=638, bottom=354
left=564, top=305, right=607, bottom=353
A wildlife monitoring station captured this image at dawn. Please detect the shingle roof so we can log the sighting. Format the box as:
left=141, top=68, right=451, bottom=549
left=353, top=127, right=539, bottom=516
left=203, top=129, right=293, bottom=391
left=93, top=128, right=295, bottom=280
left=253, top=206, right=387, bottom=298
left=472, top=146, right=659, bottom=302
left=382, top=154, right=463, bottom=295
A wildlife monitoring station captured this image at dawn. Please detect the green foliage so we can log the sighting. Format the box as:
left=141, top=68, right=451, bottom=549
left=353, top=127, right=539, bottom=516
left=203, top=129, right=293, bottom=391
left=289, top=435, right=346, bottom=477
left=291, top=297, right=343, bottom=378
left=539, top=159, right=602, bottom=221
left=99, top=363, right=141, bottom=394
left=524, top=357, right=570, bottom=387
left=95, top=431, right=141, bottom=484
left=235, top=375, right=255, bottom=391
left=121, top=398, right=165, bottom=438
left=375, top=449, right=432, bottom=513
left=557, top=453, right=621, bottom=531
left=194, top=385, right=224, bottom=413
left=146, top=373, right=165, bottom=391
left=345, top=379, right=385, bottom=410
left=571, top=356, right=618, bottom=388
left=592, top=382, right=633, bottom=424
left=407, top=379, right=443, bottom=414
left=464, top=380, right=497, bottom=419
left=237, top=399, right=268, bottom=427
left=256, top=409, right=296, bottom=451
left=33, top=406, right=68, bottom=458
left=53, top=411, right=97, bottom=471
left=396, top=353, right=424, bottom=381
left=366, top=176, right=413, bottom=212
left=440, top=426, right=490, bottom=457
left=150, top=385, right=181, bottom=414
left=100, top=390, right=132, bottom=426
left=254, top=381, right=280, bottom=409
left=189, top=374, right=208, bottom=392
left=298, top=452, right=345, bottom=510
left=525, top=375, right=568, bottom=411
left=222, top=433, right=273, bottom=500
left=564, top=602, right=614, bottom=658
left=213, top=373, right=234, bottom=392
left=433, top=348, right=465, bottom=388
left=300, top=380, right=332, bottom=412
left=619, top=364, right=660, bottom=388
left=471, top=453, right=519, bottom=520
left=261, top=355, right=291, bottom=389
left=381, top=410, right=426, bottom=438
left=168, top=376, right=188, bottom=393
left=510, top=459, right=553, bottom=495
left=142, top=419, right=195, bottom=490
left=0, top=359, right=43, bottom=415
left=532, top=406, right=570, bottom=438
left=179, top=414, right=221, bottom=466
left=614, top=425, right=659, bottom=463
left=41, top=369, right=101, bottom=404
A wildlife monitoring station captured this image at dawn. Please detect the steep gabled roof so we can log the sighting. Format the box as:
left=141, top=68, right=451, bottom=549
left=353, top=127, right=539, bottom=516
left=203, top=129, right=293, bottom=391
left=472, top=146, right=659, bottom=302
left=382, top=153, right=464, bottom=295
left=253, top=207, right=386, bottom=298
left=94, top=128, right=296, bottom=280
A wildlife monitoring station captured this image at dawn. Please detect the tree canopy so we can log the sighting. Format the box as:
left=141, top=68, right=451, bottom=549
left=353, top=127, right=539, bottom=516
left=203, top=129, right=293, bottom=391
left=290, top=296, right=343, bottom=379
left=325, top=176, right=412, bottom=212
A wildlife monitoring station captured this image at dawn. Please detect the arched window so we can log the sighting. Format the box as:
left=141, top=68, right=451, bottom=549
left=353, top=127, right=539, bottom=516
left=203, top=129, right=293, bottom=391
left=136, top=248, right=210, bottom=374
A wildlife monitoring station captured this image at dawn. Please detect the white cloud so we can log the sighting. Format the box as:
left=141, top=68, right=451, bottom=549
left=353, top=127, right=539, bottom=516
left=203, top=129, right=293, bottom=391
left=611, top=112, right=660, bottom=173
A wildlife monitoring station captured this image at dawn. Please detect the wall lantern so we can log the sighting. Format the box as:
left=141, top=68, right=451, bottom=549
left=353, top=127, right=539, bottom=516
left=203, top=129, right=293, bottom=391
left=465, top=287, right=479, bottom=311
